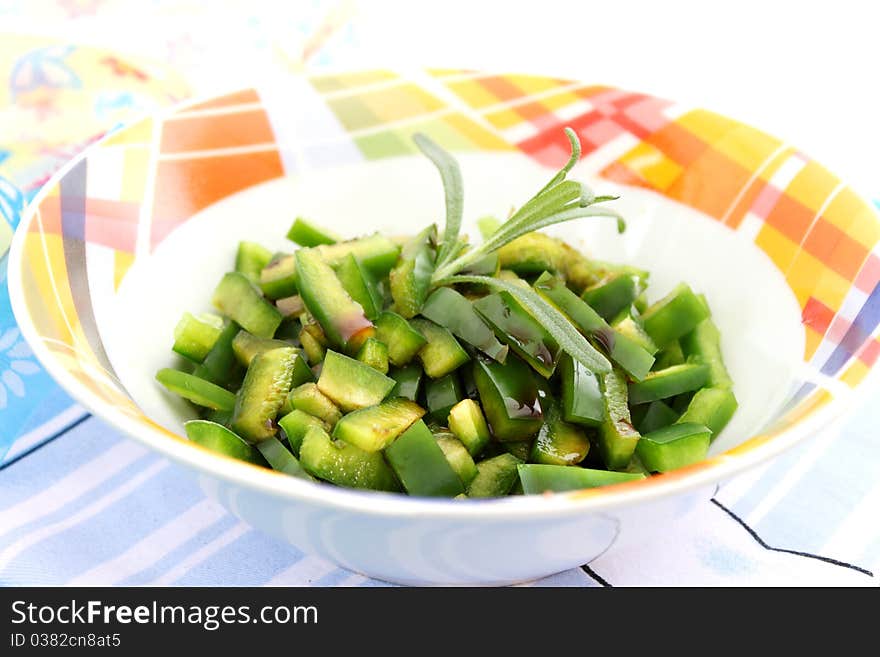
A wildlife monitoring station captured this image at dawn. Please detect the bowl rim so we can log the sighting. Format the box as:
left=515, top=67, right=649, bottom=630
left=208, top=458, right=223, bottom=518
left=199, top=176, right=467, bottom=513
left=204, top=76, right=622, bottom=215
left=8, top=74, right=880, bottom=520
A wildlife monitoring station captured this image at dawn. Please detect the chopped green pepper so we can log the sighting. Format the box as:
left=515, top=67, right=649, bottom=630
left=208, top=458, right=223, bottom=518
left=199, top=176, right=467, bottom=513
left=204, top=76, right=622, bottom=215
left=295, top=248, right=375, bottom=353
left=316, top=350, right=395, bottom=411
left=580, top=273, right=641, bottom=321
left=558, top=353, right=604, bottom=427
left=678, top=387, right=737, bottom=437
left=640, top=282, right=710, bottom=348
left=212, top=272, right=282, bottom=340
left=286, top=216, right=340, bottom=247
left=156, top=368, right=236, bottom=411
left=421, top=287, right=508, bottom=362
left=596, top=367, right=641, bottom=469
left=374, top=311, right=427, bottom=366
left=422, top=372, right=463, bottom=423
left=172, top=312, right=223, bottom=362
left=681, top=318, right=733, bottom=389
left=472, top=356, right=543, bottom=442
left=300, top=425, right=400, bottom=491
left=335, top=253, right=383, bottom=320
left=230, top=347, right=299, bottom=443
left=277, top=408, right=329, bottom=455
left=384, top=420, right=464, bottom=497
left=628, top=363, right=710, bottom=405
left=333, top=397, right=425, bottom=452
left=530, top=399, right=590, bottom=466
left=184, top=420, right=268, bottom=467
left=447, top=398, right=491, bottom=457
left=235, top=241, right=273, bottom=283
left=256, top=435, right=314, bottom=480
left=410, top=318, right=470, bottom=378
left=389, top=225, right=436, bottom=318
left=259, top=254, right=298, bottom=300
left=356, top=337, right=390, bottom=374
left=518, top=464, right=644, bottom=494
left=473, top=291, right=560, bottom=377
left=636, top=422, right=711, bottom=472
left=389, top=363, right=423, bottom=401
left=466, top=453, right=522, bottom=498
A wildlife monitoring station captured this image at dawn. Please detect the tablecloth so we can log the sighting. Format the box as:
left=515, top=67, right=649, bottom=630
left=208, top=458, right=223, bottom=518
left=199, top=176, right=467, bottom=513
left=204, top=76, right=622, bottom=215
left=1, top=0, right=879, bottom=587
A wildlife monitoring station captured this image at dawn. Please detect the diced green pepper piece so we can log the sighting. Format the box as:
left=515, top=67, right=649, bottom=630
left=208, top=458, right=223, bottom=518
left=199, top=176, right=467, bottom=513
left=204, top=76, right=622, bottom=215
left=504, top=440, right=533, bottom=462
left=636, top=422, right=711, bottom=472
left=315, top=233, right=401, bottom=278
left=461, top=252, right=500, bottom=276
left=278, top=354, right=316, bottom=418
left=192, top=321, right=242, bottom=386
left=172, top=312, right=223, bottom=362
left=423, top=373, right=463, bottom=423
left=653, top=340, right=685, bottom=370
left=212, top=272, right=282, bottom=339
left=288, top=382, right=342, bottom=427
left=231, top=330, right=293, bottom=367
left=333, top=398, right=425, bottom=452
left=421, top=287, right=508, bottom=362
left=497, top=232, right=567, bottom=276
left=533, top=272, right=654, bottom=380
left=235, top=241, right=273, bottom=283
left=156, top=368, right=236, bottom=411
left=317, top=350, right=395, bottom=412
left=389, top=363, right=423, bottom=401
left=335, top=253, right=383, bottom=320
left=356, top=337, right=390, bottom=374
left=612, top=314, right=658, bottom=356
left=374, top=311, right=427, bottom=366
left=389, top=225, right=436, bottom=318
left=681, top=318, right=733, bottom=389
left=298, top=327, right=326, bottom=364
left=184, top=420, right=268, bottom=467
left=259, top=254, right=298, bottom=300
left=385, top=420, right=464, bottom=497
left=231, top=347, right=299, bottom=443
left=678, top=387, right=738, bottom=437
left=597, top=368, right=641, bottom=469
left=286, top=216, right=340, bottom=247
left=434, top=432, right=478, bottom=487
left=204, top=407, right=232, bottom=426
left=530, top=400, right=590, bottom=466
left=477, top=215, right=501, bottom=239
left=300, top=425, right=400, bottom=491
left=637, top=400, right=680, bottom=434
left=256, top=436, right=315, bottom=480
left=580, top=273, right=640, bottom=321
left=447, top=398, right=491, bottom=457
left=467, top=453, right=521, bottom=498
left=410, top=318, right=470, bottom=378
left=640, top=283, right=710, bottom=348
left=276, top=294, right=305, bottom=319
left=295, top=248, right=375, bottom=352
left=628, top=363, right=710, bottom=405
left=558, top=353, right=604, bottom=427
left=473, top=291, right=562, bottom=377
left=277, top=409, right=329, bottom=455
left=518, top=464, right=644, bottom=494
left=472, top=356, right=543, bottom=442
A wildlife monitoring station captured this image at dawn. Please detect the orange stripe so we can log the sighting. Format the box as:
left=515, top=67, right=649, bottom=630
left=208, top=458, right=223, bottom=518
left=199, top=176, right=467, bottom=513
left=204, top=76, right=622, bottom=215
left=150, top=149, right=284, bottom=247
left=160, top=108, right=276, bottom=154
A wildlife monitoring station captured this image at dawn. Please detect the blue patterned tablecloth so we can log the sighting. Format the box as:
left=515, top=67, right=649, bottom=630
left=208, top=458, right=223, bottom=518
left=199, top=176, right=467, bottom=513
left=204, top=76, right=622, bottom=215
left=1, top=4, right=879, bottom=587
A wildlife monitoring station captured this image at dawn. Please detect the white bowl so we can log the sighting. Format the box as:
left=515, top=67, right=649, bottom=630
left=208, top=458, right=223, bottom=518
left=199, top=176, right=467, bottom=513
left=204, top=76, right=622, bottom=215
left=9, top=71, right=880, bottom=584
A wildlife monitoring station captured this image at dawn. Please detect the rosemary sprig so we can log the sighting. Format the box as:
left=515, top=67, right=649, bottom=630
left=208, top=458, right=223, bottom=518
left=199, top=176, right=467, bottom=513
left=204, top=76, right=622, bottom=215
left=416, top=127, right=624, bottom=282
left=410, top=126, right=623, bottom=373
